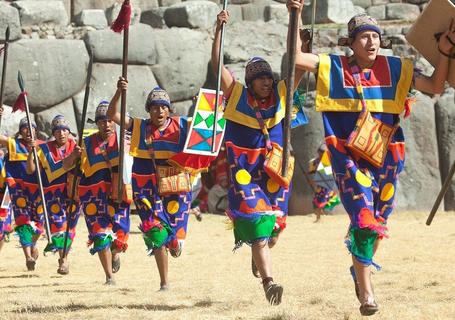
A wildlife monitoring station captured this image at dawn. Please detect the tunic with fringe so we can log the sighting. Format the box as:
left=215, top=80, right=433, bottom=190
left=224, top=80, right=290, bottom=248
left=78, top=132, right=131, bottom=255
left=129, top=116, right=191, bottom=253
left=315, top=54, right=413, bottom=266
left=36, top=139, right=81, bottom=252
left=5, top=138, right=44, bottom=247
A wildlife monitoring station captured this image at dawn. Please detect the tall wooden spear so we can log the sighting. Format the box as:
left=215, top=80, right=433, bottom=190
left=17, top=71, right=52, bottom=245
left=283, top=5, right=300, bottom=177
left=62, top=50, right=93, bottom=258
left=111, top=0, right=131, bottom=203
left=211, top=0, right=228, bottom=153
left=426, top=161, right=455, bottom=225
left=0, top=26, right=10, bottom=128
left=303, top=0, right=317, bottom=108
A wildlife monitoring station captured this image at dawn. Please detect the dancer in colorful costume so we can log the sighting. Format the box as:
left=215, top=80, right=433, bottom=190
left=69, top=101, right=132, bottom=285
left=26, top=115, right=80, bottom=275
left=289, top=0, right=455, bottom=314
left=212, top=8, right=306, bottom=305
left=0, top=153, right=12, bottom=253
left=108, top=81, right=193, bottom=291
left=0, top=118, right=43, bottom=270
left=308, top=144, right=340, bottom=222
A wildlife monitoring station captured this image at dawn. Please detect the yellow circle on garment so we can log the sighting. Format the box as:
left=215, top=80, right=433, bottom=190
left=355, top=170, right=372, bottom=188
left=267, top=179, right=280, bottom=193
left=51, top=204, right=60, bottom=214
left=167, top=200, right=180, bottom=215
left=16, top=197, right=26, bottom=208
left=36, top=205, right=44, bottom=215
left=85, top=203, right=97, bottom=216
left=235, top=169, right=251, bottom=185
left=108, top=205, right=116, bottom=217
left=67, top=204, right=77, bottom=214
left=380, top=183, right=395, bottom=202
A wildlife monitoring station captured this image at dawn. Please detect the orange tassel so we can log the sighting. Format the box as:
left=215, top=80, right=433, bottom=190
left=111, top=0, right=131, bottom=33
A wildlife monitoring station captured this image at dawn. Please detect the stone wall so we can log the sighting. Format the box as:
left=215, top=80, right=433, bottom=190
left=0, top=0, right=454, bottom=214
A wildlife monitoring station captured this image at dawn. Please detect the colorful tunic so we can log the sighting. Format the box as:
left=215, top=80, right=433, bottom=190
left=36, top=139, right=80, bottom=252
left=308, top=153, right=340, bottom=211
left=129, top=116, right=191, bottom=253
left=315, top=54, right=413, bottom=265
left=78, top=132, right=131, bottom=254
left=5, top=138, right=44, bottom=247
left=0, top=157, right=12, bottom=242
left=224, top=80, right=290, bottom=247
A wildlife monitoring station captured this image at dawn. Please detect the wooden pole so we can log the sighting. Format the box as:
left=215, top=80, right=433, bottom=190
left=0, top=26, right=10, bottom=128
left=426, top=160, right=455, bottom=225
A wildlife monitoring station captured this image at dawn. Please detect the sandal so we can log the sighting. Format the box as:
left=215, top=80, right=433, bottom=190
left=251, top=257, right=260, bottom=278
left=57, top=258, right=69, bottom=275
left=169, top=242, right=182, bottom=258
left=359, top=297, right=378, bottom=316
left=112, top=256, right=121, bottom=273
left=263, top=281, right=283, bottom=306
left=26, top=258, right=36, bottom=271
left=31, top=246, right=39, bottom=261
left=104, top=277, right=116, bottom=286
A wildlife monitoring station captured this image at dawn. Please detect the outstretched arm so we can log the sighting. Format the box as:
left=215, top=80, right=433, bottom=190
left=414, top=19, right=455, bottom=94
left=107, top=77, right=133, bottom=130
left=211, top=10, right=234, bottom=95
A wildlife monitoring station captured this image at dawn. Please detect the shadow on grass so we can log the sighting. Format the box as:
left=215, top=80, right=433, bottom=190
left=11, top=299, right=218, bottom=314
left=0, top=274, right=40, bottom=279
left=0, top=282, right=78, bottom=289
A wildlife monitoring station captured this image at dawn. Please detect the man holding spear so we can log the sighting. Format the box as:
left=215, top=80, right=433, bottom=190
left=211, top=5, right=306, bottom=305
left=288, top=0, right=455, bottom=315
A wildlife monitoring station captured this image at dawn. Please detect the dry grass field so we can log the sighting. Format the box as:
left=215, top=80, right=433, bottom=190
left=1, top=211, right=454, bottom=320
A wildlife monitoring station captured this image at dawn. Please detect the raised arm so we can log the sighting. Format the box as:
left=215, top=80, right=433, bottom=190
left=413, top=19, right=455, bottom=95
left=211, top=10, right=234, bottom=94
left=287, top=0, right=320, bottom=75
left=107, top=77, right=133, bottom=130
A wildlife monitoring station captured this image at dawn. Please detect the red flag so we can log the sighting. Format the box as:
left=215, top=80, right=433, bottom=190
left=111, top=0, right=132, bottom=33
left=13, top=91, right=27, bottom=112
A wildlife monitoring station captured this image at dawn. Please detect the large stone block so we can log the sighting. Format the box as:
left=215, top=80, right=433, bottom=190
left=0, top=39, right=89, bottom=109
left=385, top=3, right=420, bottom=21
left=25, top=0, right=71, bottom=21
left=72, top=0, right=117, bottom=18
left=140, top=7, right=166, bottom=28
left=351, top=0, right=372, bottom=8
left=395, top=93, right=441, bottom=211
left=0, top=3, right=21, bottom=42
left=0, top=105, right=35, bottom=137
left=12, top=1, right=69, bottom=26
left=435, top=88, right=455, bottom=211
left=302, top=0, right=364, bottom=24
left=73, top=63, right=158, bottom=123
left=164, top=1, right=219, bottom=29
left=75, top=9, right=108, bottom=29
left=84, top=23, right=157, bottom=65
left=367, top=5, right=386, bottom=21
left=35, top=98, right=78, bottom=136
left=241, top=3, right=267, bottom=21
left=151, top=28, right=211, bottom=101
left=264, top=3, right=287, bottom=23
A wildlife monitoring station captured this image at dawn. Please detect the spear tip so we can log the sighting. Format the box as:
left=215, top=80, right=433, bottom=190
left=17, top=70, right=25, bottom=92
left=5, top=26, right=10, bottom=41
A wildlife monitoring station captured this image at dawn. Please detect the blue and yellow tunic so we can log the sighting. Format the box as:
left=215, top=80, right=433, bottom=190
left=224, top=80, right=290, bottom=247
left=78, top=132, right=131, bottom=254
left=315, top=54, right=413, bottom=265
left=0, top=157, right=12, bottom=242
left=130, top=116, right=192, bottom=252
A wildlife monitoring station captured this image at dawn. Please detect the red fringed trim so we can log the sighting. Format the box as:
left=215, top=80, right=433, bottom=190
left=404, top=97, right=416, bottom=119
left=140, top=219, right=162, bottom=233
left=111, top=0, right=131, bottom=33
left=275, top=216, right=287, bottom=232
left=112, top=239, right=128, bottom=252
left=15, top=215, right=30, bottom=227
left=13, top=91, right=27, bottom=112
left=168, top=153, right=215, bottom=175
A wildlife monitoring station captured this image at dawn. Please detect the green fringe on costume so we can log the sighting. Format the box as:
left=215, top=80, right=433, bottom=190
left=15, top=224, right=35, bottom=246
left=44, top=233, right=72, bottom=253
left=325, top=195, right=341, bottom=211
left=143, top=223, right=172, bottom=250
left=349, top=227, right=378, bottom=261
left=89, top=234, right=113, bottom=255
left=234, top=215, right=276, bottom=244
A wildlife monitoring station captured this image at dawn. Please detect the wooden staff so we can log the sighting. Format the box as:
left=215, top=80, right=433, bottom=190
left=211, top=0, right=228, bottom=153
left=62, top=50, right=93, bottom=258
left=303, top=0, right=317, bottom=108
left=283, top=6, right=299, bottom=177
left=0, top=26, right=10, bottom=128
left=111, top=0, right=131, bottom=203
left=426, top=160, right=455, bottom=225
left=17, top=71, right=52, bottom=244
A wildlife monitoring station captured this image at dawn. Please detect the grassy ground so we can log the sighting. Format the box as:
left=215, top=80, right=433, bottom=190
left=1, top=211, right=454, bottom=320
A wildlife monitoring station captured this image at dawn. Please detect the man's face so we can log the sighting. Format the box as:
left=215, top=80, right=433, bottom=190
left=148, top=104, right=170, bottom=127
left=96, top=119, right=115, bottom=140
left=53, top=128, right=69, bottom=147
left=251, top=75, right=274, bottom=99
left=20, top=126, right=36, bottom=142
left=351, top=30, right=380, bottom=64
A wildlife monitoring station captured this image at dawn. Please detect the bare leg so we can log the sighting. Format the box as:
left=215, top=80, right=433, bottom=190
left=57, top=249, right=70, bottom=275
left=0, top=239, right=3, bottom=253
left=268, top=234, right=279, bottom=249
left=98, top=247, right=114, bottom=283
left=352, top=256, right=374, bottom=303
left=154, top=246, right=169, bottom=290
left=314, top=208, right=323, bottom=223
left=252, top=240, right=272, bottom=279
